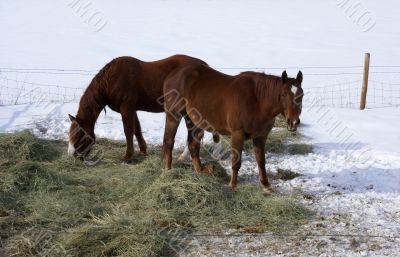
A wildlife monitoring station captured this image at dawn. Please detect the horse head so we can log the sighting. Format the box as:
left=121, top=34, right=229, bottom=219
left=67, top=114, right=96, bottom=159
left=280, top=70, right=303, bottom=132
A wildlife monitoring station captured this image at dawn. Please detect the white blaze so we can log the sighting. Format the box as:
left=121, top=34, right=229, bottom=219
left=68, top=141, right=75, bottom=156
left=291, top=85, right=298, bottom=94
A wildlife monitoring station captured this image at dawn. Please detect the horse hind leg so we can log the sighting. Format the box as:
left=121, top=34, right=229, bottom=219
left=179, top=132, right=220, bottom=162
left=229, top=131, right=245, bottom=190
left=184, top=116, right=204, bottom=173
left=133, top=112, right=147, bottom=156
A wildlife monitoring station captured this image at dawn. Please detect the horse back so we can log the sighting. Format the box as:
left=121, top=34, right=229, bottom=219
left=164, top=64, right=259, bottom=134
left=99, top=55, right=206, bottom=112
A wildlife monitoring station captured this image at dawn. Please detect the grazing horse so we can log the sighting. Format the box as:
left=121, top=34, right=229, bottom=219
left=162, top=64, right=303, bottom=192
left=67, top=55, right=208, bottom=161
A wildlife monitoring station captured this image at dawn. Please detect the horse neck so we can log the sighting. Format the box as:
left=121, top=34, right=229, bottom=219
left=256, top=75, right=284, bottom=118
left=76, top=87, right=106, bottom=133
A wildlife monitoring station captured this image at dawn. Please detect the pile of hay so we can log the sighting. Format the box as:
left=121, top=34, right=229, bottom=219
left=0, top=131, right=311, bottom=257
left=0, top=130, right=60, bottom=164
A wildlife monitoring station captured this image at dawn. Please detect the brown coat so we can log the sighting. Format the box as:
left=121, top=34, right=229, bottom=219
left=68, top=55, right=207, bottom=161
left=162, top=63, right=303, bottom=191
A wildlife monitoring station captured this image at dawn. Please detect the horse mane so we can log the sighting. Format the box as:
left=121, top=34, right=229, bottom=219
left=240, top=71, right=283, bottom=101
left=76, top=59, right=114, bottom=129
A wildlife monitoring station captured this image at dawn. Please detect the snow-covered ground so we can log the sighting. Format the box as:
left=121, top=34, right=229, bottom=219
left=183, top=106, right=400, bottom=256
left=1, top=0, right=399, bottom=256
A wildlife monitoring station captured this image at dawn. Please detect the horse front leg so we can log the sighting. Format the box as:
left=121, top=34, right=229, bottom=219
left=121, top=107, right=134, bottom=162
left=133, top=111, right=147, bottom=156
left=229, top=131, right=244, bottom=190
left=253, top=136, right=271, bottom=192
left=162, top=113, right=181, bottom=169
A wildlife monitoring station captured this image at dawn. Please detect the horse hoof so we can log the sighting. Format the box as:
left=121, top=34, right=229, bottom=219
left=193, top=165, right=204, bottom=174
left=163, top=165, right=172, bottom=171
left=139, top=151, right=147, bottom=156
left=263, top=186, right=275, bottom=194
left=122, top=157, right=133, bottom=163
left=200, top=165, right=213, bottom=174
left=229, top=182, right=237, bottom=191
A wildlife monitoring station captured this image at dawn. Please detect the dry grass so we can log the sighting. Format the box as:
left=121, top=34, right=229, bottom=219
left=0, top=131, right=311, bottom=257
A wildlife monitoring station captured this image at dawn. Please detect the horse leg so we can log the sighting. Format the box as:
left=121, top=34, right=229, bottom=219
left=133, top=112, right=147, bottom=156
left=229, top=131, right=244, bottom=190
left=121, top=107, right=135, bottom=162
left=179, top=132, right=218, bottom=161
left=253, top=136, right=271, bottom=192
left=184, top=116, right=204, bottom=173
left=162, top=113, right=181, bottom=169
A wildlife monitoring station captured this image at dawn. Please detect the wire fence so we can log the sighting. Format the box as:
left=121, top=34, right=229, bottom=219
left=0, top=76, right=83, bottom=105
left=304, top=80, right=400, bottom=108
left=1, top=66, right=400, bottom=108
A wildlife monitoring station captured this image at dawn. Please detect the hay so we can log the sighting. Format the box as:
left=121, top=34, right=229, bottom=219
left=271, top=168, right=302, bottom=181
left=0, top=133, right=311, bottom=257
left=0, top=130, right=60, bottom=164
left=287, top=143, right=313, bottom=155
left=274, top=114, right=288, bottom=128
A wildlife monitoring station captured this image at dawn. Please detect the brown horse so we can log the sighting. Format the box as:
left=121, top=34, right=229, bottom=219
left=67, top=55, right=207, bottom=161
left=162, top=64, right=303, bottom=192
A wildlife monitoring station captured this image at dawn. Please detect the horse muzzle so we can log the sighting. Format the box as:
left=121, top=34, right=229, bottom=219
left=287, top=119, right=298, bottom=132
left=68, top=142, right=76, bottom=156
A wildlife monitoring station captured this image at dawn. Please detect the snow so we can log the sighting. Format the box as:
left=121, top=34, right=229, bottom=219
left=1, top=0, right=400, bottom=256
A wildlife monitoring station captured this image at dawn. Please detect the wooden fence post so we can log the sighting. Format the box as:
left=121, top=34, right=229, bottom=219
left=360, top=53, right=370, bottom=110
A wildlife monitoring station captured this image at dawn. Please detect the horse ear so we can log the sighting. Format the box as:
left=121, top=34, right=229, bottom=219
left=296, top=71, right=303, bottom=84
left=281, top=70, right=288, bottom=83
left=68, top=114, right=76, bottom=122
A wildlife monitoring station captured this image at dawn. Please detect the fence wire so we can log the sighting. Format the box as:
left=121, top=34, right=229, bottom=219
left=1, top=67, right=400, bottom=108
left=0, top=76, right=83, bottom=105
